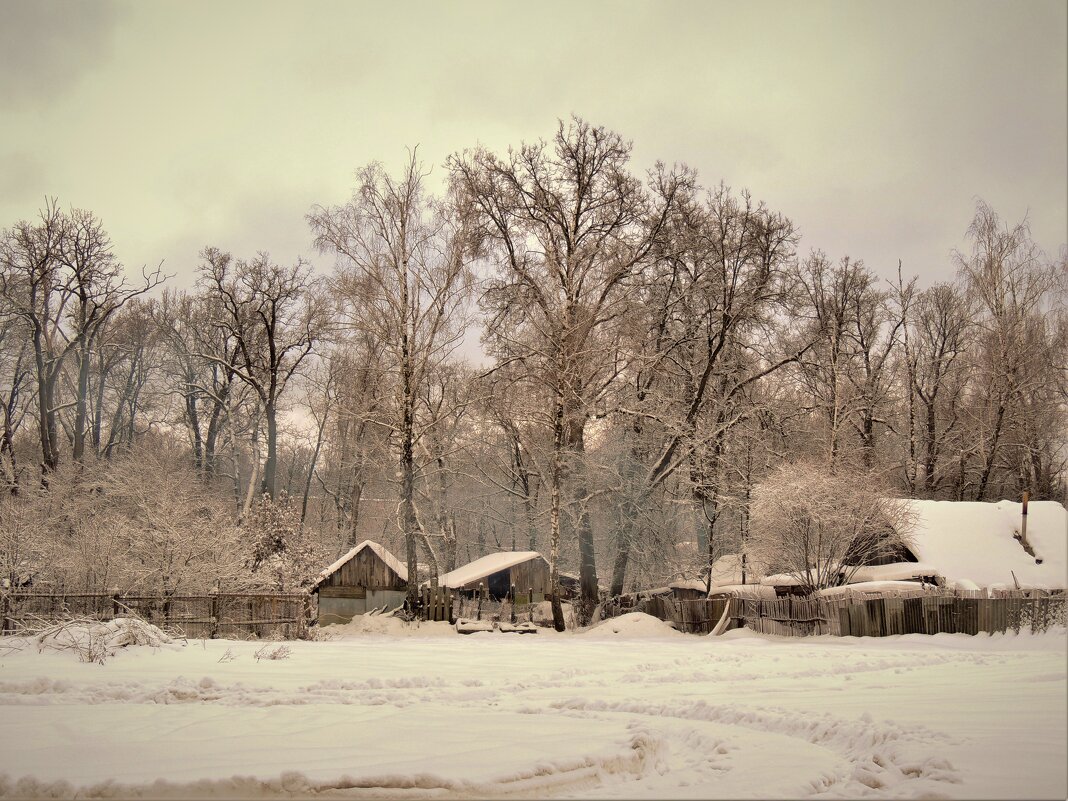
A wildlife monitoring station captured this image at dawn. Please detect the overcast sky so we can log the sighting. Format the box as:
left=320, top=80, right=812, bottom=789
left=2, top=0, right=1065, bottom=296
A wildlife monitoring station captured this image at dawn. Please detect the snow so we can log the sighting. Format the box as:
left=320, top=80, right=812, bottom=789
left=580, top=612, right=683, bottom=639
left=1, top=623, right=1064, bottom=798
left=436, top=550, right=544, bottom=589
left=904, top=500, right=1068, bottom=589
left=311, top=540, right=408, bottom=588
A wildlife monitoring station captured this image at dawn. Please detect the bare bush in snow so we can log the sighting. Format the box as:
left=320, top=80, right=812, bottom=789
left=748, top=461, right=916, bottom=593
left=253, top=643, right=292, bottom=661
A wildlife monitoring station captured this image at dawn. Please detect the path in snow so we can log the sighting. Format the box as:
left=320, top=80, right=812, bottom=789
left=0, top=621, right=1064, bottom=799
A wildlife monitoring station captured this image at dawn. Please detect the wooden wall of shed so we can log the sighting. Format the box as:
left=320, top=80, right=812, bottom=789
left=320, top=548, right=407, bottom=590
left=509, top=558, right=550, bottom=595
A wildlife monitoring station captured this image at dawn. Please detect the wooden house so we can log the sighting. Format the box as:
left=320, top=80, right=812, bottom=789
left=438, top=551, right=551, bottom=604
left=310, top=540, right=408, bottom=624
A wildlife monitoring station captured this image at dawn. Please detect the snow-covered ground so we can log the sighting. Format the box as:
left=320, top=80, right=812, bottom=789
left=1, top=614, right=1065, bottom=799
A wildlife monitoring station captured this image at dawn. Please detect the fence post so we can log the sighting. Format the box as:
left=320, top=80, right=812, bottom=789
left=529, top=587, right=534, bottom=623
left=210, top=584, right=220, bottom=639
left=477, top=582, right=484, bottom=621
left=111, top=587, right=121, bottom=618
left=510, top=583, right=517, bottom=624
left=1, top=591, right=9, bottom=634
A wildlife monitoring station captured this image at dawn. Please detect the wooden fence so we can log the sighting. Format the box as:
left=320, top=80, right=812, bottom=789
left=419, top=586, right=455, bottom=623
left=1, top=591, right=311, bottom=640
left=605, top=589, right=1066, bottom=638
left=451, top=584, right=540, bottom=625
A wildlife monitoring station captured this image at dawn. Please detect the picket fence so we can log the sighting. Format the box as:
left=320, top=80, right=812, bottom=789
left=607, top=588, right=1066, bottom=638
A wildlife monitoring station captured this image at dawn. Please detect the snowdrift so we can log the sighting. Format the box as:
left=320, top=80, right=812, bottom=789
left=580, top=612, right=683, bottom=638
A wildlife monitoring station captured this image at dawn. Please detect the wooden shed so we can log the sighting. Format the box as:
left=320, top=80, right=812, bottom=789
left=438, top=551, right=551, bottom=604
left=310, top=540, right=408, bottom=624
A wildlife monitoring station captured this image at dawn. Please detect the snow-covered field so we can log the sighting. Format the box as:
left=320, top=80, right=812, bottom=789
left=1, top=614, right=1065, bottom=799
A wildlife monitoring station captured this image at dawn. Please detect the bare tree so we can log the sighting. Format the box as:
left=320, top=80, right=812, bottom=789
left=610, top=184, right=805, bottom=595
left=0, top=200, right=71, bottom=475
left=199, top=249, right=327, bottom=501
left=955, top=202, right=1062, bottom=501
left=450, top=117, right=689, bottom=626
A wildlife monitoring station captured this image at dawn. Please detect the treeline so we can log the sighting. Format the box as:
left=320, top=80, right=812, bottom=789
left=1, top=119, right=1064, bottom=624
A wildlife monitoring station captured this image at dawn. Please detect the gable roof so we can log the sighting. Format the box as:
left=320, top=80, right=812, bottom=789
left=902, top=499, right=1067, bottom=589
left=437, top=551, right=545, bottom=589
left=311, top=540, right=408, bottom=590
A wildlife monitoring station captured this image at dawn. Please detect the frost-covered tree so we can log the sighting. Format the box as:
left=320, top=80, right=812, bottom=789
left=246, top=491, right=326, bottom=592
left=748, top=461, right=916, bottom=593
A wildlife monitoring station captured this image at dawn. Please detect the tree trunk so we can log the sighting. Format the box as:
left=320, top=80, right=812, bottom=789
left=975, top=400, right=1006, bottom=501
left=548, top=398, right=566, bottom=632
left=185, top=372, right=204, bottom=472
left=33, top=330, right=57, bottom=474
left=204, top=399, right=224, bottom=477
left=91, top=355, right=108, bottom=455
left=72, top=343, right=91, bottom=461
left=300, top=412, right=327, bottom=527
left=402, top=374, right=419, bottom=611
left=564, top=416, right=598, bottom=608
left=261, top=399, right=278, bottom=499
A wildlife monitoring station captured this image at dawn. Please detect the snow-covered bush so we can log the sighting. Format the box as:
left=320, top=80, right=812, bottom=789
left=246, top=491, right=328, bottom=592
left=0, top=442, right=254, bottom=595
left=34, top=617, right=177, bottom=664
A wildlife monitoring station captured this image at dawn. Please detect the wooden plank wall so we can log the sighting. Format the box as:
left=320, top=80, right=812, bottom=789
left=509, top=558, right=550, bottom=597
left=320, top=548, right=407, bottom=591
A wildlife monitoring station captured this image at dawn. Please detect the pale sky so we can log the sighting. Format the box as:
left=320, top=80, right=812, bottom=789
left=2, top=0, right=1066, bottom=297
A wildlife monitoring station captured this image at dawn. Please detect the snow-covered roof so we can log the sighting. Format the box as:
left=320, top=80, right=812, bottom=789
left=902, top=500, right=1067, bottom=589
left=760, top=572, right=806, bottom=587
left=311, top=540, right=408, bottom=590
left=844, top=562, right=942, bottom=584
left=437, top=551, right=545, bottom=589
left=819, top=580, right=939, bottom=598
left=668, top=579, right=707, bottom=592
left=708, top=583, right=777, bottom=599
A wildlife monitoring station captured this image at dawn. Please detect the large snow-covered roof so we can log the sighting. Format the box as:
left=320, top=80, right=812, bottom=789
left=311, top=540, right=408, bottom=589
left=902, top=499, right=1067, bottom=589
left=438, top=551, right=545, bottom=589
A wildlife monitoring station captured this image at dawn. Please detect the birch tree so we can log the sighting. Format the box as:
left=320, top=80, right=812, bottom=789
left=309, top=152, right=473, bottom=610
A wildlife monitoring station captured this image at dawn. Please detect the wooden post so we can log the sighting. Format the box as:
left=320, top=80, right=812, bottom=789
left=1020, top=491, right=1031, bottom=553
left=111, top=587, right=121, bottom=618
left=1, top=592, right=9, bottom=634
left=477, top=582, right=484, bottom=621
left=529, top=587, right=534, bottom=623
left=510, top=583, right=517, bottom=624
left=210, top=583, right=221, bottom=639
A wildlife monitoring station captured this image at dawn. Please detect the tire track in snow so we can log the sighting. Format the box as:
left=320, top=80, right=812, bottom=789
left=0, top=731, right=663, bottom=800
left=540, top=697, right=963, bottom=798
